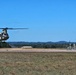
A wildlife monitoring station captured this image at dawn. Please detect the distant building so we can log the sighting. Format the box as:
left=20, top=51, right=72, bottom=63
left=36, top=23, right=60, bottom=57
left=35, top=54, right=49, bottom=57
left=21, top=46, right=32, bottom=49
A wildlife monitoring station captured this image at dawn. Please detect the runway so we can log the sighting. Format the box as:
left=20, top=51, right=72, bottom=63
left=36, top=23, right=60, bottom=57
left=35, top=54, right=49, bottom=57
left=0, top=48, right=76, bottom=52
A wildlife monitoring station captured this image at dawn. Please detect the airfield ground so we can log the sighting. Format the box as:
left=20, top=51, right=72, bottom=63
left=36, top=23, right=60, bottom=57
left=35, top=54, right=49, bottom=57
left=0, top=48, right=76, bottom=75
left=0, top=48, right=76, bottom=52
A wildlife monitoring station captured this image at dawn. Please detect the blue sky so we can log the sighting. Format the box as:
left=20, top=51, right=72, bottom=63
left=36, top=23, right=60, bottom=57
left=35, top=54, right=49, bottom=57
left=0, top=0, right=76, bottom=42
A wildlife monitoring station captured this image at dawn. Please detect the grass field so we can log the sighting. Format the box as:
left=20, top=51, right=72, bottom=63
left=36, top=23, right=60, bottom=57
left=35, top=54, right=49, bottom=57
left=0, top=52, right=76, bottom=75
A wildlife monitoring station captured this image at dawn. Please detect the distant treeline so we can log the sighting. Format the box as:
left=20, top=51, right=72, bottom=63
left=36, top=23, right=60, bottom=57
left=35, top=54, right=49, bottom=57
left=0, top=42, right=11, bottom=48
left=8, top=41, right=76, bottom=48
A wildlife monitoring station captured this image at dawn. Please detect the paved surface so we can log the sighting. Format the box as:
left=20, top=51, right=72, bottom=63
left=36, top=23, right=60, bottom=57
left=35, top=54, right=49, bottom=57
left=0, top=48, right=76, bottom=52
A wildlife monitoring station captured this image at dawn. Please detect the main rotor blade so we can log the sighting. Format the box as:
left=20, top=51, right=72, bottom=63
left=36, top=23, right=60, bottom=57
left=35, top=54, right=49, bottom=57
left=0, top=28, right=28, bottom=30
left=8, top=28, right=28, bottom=30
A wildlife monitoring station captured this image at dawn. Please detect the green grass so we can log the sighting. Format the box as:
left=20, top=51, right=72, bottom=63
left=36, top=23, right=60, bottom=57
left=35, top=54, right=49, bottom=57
left=0, top=52, right=76, bottom=75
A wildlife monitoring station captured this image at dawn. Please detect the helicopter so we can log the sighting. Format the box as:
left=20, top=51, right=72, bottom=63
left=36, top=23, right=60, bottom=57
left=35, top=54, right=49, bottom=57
left=0, top=27, right=28, bottom=42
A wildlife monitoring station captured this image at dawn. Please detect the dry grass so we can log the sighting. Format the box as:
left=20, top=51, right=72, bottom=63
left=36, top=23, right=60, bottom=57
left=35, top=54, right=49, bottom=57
left=0, top=52, right=76, bottom=75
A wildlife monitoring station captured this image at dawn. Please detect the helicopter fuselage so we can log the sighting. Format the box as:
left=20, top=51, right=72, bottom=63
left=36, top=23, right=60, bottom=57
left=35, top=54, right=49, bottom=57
left=0, top=29, right=9, bottom=41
